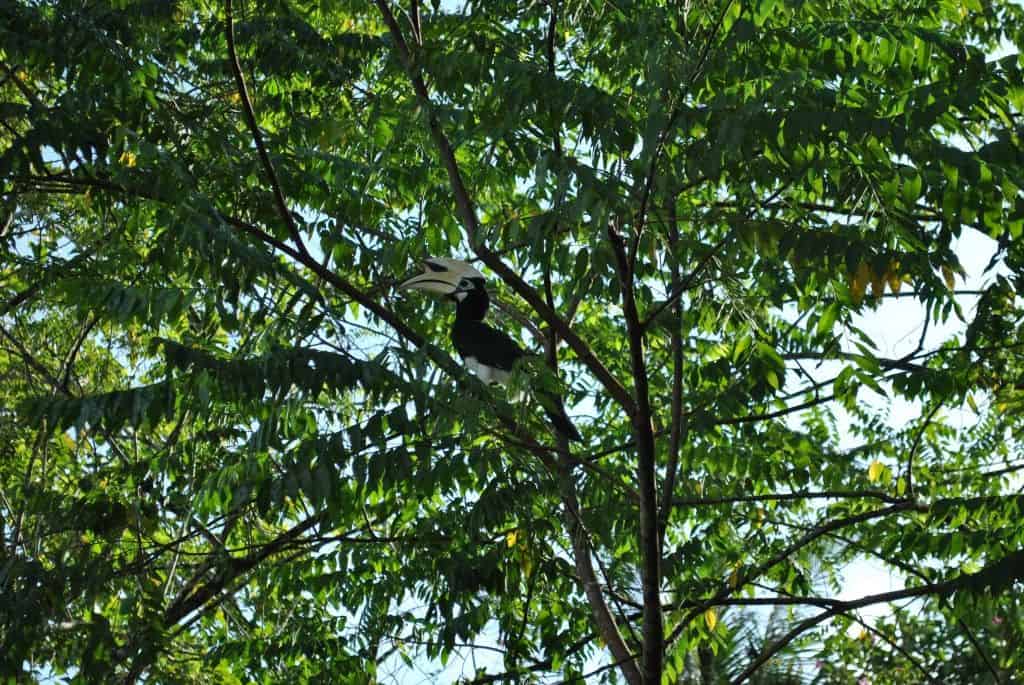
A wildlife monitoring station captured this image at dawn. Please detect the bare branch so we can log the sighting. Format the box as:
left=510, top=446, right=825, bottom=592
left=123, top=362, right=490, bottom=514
left=906, top=402, right=943, bottom=497
left=727, top=557, right=1022, bottom=685
left=709, top=393, right=837, bottom=426
left=668, top=501, right=924, bottom=648
left=673, top=489, right=905, bottom=507
left=556, top=456, right=643, bottom=685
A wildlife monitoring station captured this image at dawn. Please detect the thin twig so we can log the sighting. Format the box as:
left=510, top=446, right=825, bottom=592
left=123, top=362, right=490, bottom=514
left=224, top=0, right=311, bottom=261
left=659, top=195, right=685, bottom=546
left=673, top=489, right=904, bottom=507
left=906, top=402, right=943, bottom=497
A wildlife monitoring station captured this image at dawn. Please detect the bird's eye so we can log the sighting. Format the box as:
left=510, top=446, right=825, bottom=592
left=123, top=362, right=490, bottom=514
left=459, top=278, right=471, bottom=288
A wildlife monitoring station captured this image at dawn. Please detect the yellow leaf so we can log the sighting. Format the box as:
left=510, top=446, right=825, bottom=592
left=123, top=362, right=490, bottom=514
left=118, top=150, right=137, bottom=167
left=885, top=259, right=903, bottom=294
left=887, top=271, right=902, bottom=294
left=966, top=394, right=978, bottom=412
left=704, top=609, right=718, bottom=631
left=229, top=91, right=242, bottom=105
left=870, top=268, right=885, bottom=299
left=520, top=554, right=533, bottom=578
left=942, top=265, right=956, bottom=290
left=729, top=566, right=741, bottom=588
left=867, top=460, right=884, bottom=483
left=505, top=530, right=518, bottom=548
left=849, top=261, right=870, bottom=304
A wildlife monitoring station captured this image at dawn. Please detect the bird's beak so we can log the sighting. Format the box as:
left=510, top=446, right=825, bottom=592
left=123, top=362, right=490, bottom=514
left=398, top=257, right=482, bottom=296
left=398, top=270, right=460, bottom=296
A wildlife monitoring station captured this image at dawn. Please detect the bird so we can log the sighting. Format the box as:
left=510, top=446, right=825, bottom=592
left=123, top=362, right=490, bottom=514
left=400, top=257, right=582, bottom=442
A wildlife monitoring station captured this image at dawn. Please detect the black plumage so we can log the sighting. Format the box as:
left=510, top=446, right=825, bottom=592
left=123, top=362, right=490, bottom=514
left=450, top=279, right=522, bottom=375
left=451, top=318, right=525, bottom=375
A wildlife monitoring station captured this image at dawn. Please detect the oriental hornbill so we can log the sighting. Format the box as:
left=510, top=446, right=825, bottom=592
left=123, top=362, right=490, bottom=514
left=400, top=257, right=582, bottom=442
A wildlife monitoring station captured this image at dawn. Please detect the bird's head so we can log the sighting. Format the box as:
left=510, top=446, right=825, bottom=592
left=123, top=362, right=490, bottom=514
left=399, top=257, right=486, bottom=302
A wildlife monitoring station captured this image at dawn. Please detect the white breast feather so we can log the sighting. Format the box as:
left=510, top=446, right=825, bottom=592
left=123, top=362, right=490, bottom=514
left=464, top=356, right=511, bottom=385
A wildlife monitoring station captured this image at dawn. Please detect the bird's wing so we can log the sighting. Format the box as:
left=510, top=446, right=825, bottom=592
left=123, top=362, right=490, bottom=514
left=454, top=320, right=526, bottom=371
left=453, top=322, right=581, bottom=441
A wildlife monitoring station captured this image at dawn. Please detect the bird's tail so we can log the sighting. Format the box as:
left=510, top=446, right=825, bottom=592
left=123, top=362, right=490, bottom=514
left=539, top=391, right=582, bottom=442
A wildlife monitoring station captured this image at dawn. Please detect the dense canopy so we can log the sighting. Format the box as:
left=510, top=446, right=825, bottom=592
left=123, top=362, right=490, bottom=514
left=2, top=0, right=1023, bottom=682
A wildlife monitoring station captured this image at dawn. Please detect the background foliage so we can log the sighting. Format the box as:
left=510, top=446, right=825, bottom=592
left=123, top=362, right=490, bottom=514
left=2, top=0, right=1023, bottom=682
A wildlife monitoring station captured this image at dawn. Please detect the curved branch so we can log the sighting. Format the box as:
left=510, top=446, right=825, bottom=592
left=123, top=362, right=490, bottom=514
left=823, top=529, right=1003, bottom=683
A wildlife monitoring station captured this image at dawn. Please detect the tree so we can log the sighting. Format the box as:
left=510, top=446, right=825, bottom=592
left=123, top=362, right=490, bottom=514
left=2, top=0, right=1023, bottom=682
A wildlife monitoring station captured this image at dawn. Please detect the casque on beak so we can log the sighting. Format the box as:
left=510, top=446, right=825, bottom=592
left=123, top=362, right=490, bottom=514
left=398, top=257, right=484, bottom=296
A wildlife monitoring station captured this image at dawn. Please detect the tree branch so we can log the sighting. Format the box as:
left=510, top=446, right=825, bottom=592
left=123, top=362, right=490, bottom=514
left=906, top=402, right=943, bottom=497
left=632, top=0, right=735, bottom=234
left=641, top=228, right=734, bottom=329
left=659, top=196, right=685, bottom=547
left=123, top=512, right=327, bottom=682
left=467, top=633, right=597, bottom=684
left=673, top=489, right=905, bottom=507
left=557, top=456, right=643, bottom=685
left=608, top=220, right=662, bottom=683
left=709, top=393, right=837, bottom=426
left=822, top=529, right=1003, bottom=683
left=224, top=0, right=311, bottom=261
left=409, top=0, right=421, bottom=43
